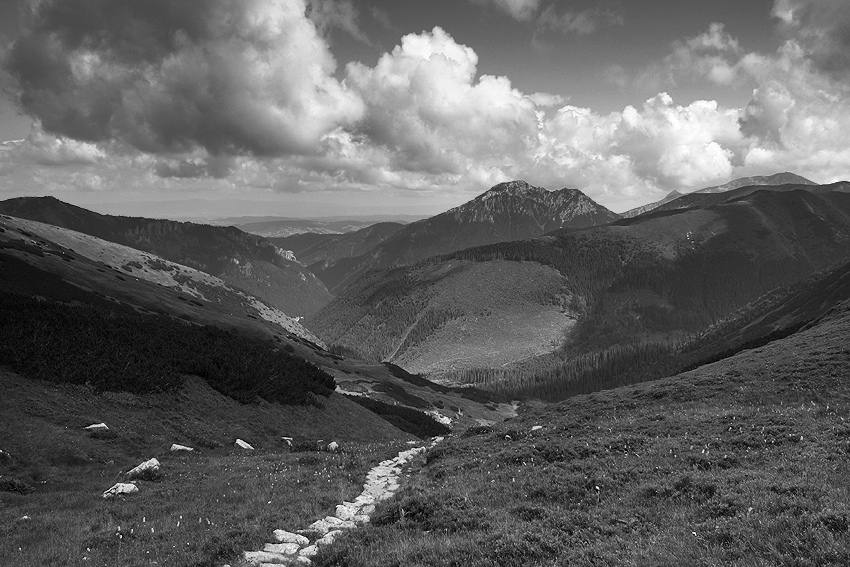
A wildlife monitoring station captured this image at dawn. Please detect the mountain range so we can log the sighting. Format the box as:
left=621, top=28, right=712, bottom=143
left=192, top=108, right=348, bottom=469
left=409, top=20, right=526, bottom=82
left=309, top=180, right=620, bottom=293
left=0, top=196, right=332, bottom=318
left=310, top=185, right=850, bottom=382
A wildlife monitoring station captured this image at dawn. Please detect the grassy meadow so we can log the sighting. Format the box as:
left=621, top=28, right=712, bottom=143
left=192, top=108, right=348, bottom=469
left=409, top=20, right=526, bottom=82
left=312, top=303, right=850, bottom=566
left=0, top=368, right=412, bottom=567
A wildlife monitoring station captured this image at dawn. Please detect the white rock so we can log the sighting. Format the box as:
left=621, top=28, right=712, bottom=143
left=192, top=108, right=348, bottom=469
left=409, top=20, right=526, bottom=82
left=273, top=530, right=309, bottom=546
left=125, top=458, right=160, bottom=480
left=299, top=545, right=318, bottom=558
left=353, top=514, right=370, bottom=524
left=0, top=449, right=11, bottom=460
left=282, top=437, right=293, bottom=447
left=327, top=441, right=339, bottom=452
left=294, top=557, right=312, bottom=565
left=334, top=503, right=358, bottom=521
left=235, top=439, right=254, bottom=450
left=263, top=542, right=300, bottom=555
left=170, top=444, right=194, bottom=452
left=102, top=483, right=138, bottom=498
left=242, top=550, right=290, bottom=564
left=531, top=425, right=543, bottom=431
left=316, top=530, right=343, bottom=546
left=85, top=423, right=109, bottom=432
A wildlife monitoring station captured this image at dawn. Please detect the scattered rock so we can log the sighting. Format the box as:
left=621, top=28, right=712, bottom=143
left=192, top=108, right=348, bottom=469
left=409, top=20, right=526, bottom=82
left=170, top=444, right=194, bottom=452
left=531, top=425, right=543, bottom=431
left=282, top=436, right=293, bottom=447
left=0, top=449, right=11, bottom=461
left=19, top=515, right=31, bottom=522
left=102, top=483, right=138, bottom=499
left=327, top=441, right=340, bottom=452
left=85, top=423, right=109, bottom=432
left=235, top=439, right=254, bottom=450
left=125, top=458, right=161, bottom=481
left=273, top=530, right=309, bottom=546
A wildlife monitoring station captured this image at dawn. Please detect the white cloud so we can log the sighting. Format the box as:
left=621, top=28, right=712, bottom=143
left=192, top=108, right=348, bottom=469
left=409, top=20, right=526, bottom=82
left=535, top=4, right=624, bottom=36
left=470, top=0, right=541, bottom=21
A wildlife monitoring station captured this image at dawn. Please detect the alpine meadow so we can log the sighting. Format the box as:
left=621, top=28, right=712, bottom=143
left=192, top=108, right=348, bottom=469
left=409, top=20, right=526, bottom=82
left=3, top=1, right=850, bottom=566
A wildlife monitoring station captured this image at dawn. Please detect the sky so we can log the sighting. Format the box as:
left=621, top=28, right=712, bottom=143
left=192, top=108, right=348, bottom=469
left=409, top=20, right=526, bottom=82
left=1, top=0, right=849, bottom=219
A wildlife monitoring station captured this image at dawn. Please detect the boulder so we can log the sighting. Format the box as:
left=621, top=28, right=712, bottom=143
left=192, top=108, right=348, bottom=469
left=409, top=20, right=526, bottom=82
left=235, top=439, right=254, bottom=450
left=0, top=449, right=11, bottom=461
left=125, top=458, right=160, bottom=481
left=243, top=550, right=291, bottom=564
left=334, top=503, right=358, bottom=521
left=531, top=425, right=543, bottom=432
left=327, top=441, right=339, bottom=452
left=102, top=483, right=138, bottom=499
left=282, top=436, right=293, bottom=447
left=85, top=423, right=109, bottom=432
left=273, top=529, right=310, bottom=546
left=170, top=444, right=194, bottom=452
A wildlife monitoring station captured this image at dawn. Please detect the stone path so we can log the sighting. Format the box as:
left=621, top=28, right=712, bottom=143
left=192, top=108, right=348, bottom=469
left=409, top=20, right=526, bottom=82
left=236, top=437, right=443, bottom=566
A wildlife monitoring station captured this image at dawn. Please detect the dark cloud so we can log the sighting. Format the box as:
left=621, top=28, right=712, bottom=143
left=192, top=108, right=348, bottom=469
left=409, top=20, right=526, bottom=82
left=4, top=0, right=363, bottom=157
left=774, top=0, right=850, bottom=80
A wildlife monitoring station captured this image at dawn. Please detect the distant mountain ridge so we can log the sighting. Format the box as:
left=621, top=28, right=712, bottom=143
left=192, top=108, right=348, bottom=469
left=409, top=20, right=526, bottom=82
left=0, top=196, right=332, bottom=317
left=624, top=172, right=818, bottom=218
left=311, top=188, right=850, bottom=379
left=693, top=172, right=815, bottom=194
left=310, top=180, right=621, bottom=293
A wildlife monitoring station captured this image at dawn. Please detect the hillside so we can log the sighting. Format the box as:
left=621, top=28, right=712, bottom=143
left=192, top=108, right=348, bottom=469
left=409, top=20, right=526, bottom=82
left=313, top=293, right=850, bottom=566
left=270, top=222, right=404, bottom=266
left=0, top=197, right=332, bottom=318
left=693, top=171, right=815, bottom=194
left=621, top=189, right=682, bottom=218
left=310, top=180, right=620, bottom=293
left=311, top=189, right=850, bottom=381
left=0, top=213, right=514, bottom=430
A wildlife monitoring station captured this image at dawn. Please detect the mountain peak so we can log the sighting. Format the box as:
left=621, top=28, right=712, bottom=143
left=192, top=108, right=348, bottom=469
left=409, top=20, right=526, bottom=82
left=479, top=180, right=547, bottom=200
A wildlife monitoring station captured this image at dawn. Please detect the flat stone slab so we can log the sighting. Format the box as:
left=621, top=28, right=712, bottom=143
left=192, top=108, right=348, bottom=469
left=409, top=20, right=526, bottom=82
left=263, top=542, right=299, bottom=555
left=170, top=444, right=194, bottom=452
left=243, top=550, right=291, bottom=564
left=273, top=530, right=309, bottom=546
left=102, top=482, right=138, bottom=498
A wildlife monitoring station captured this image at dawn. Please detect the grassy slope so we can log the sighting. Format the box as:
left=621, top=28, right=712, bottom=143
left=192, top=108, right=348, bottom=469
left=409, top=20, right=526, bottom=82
left=0, top=369, right=412, bottom=567
left=0, top=198, right=332, bottom=317
left=313, top=300, right=850, bottom=566
left=313, top=190, right=850, bottom=383
left=310, top=259, right=573, bottom=376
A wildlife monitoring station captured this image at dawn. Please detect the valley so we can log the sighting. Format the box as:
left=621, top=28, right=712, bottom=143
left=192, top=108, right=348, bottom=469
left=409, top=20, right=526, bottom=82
left=3, top=173, right=850, bottom=566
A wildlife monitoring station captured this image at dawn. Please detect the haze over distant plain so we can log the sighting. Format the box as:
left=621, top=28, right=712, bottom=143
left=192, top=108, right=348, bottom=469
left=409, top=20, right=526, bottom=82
left=0, top=0, right=848, bottom=219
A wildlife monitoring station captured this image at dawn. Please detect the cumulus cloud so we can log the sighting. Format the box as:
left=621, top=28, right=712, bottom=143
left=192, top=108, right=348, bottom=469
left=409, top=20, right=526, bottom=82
left=345, top=27, right=540, bottom=176
left=470, top=0, right=541, bottom=21
left=772, top=0, right=850, bottom=80
left=5, top=0, right=364, bottom=157
left=306, top=0, right=372, bottom=45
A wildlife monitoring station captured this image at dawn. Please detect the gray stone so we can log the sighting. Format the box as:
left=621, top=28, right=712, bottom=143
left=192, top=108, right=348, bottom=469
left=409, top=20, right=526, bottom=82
left=125, top=458, right=160, bottom=480
left=263, top=542, right=300, bottom=555
left=235, top=439, right=254, bottom=450
left=102, top=482, right=138, bottom=498
left=273, top=530, right=309, bottom=546
left=85, top=422, right=109, bottom=432
left=170, top=444, right=194, bottom=452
